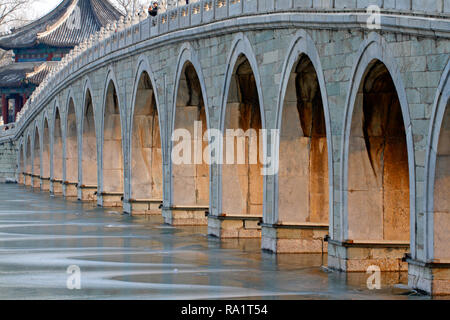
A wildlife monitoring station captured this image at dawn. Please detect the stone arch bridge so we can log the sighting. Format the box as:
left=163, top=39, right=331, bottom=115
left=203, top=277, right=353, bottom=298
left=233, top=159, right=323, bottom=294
left=0, top=0, right=449, bottom=295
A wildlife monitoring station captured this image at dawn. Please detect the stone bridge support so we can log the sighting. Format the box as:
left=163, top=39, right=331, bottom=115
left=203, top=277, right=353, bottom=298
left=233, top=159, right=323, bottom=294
left=6, top=3, right=449, bottom=295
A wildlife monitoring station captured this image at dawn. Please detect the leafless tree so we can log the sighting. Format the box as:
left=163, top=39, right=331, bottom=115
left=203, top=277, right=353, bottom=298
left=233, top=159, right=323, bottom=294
left=0, top=0, right=31, bottom=67
left=0, top=0, right=31, bottom=30
left=110, top=0, right=149, bottom=15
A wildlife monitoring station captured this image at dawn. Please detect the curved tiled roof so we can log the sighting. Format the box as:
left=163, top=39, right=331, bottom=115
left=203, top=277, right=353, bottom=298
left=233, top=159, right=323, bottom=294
left=0, top=0, right=123, bottom=50
left=0, top=62, right=59, bottom=87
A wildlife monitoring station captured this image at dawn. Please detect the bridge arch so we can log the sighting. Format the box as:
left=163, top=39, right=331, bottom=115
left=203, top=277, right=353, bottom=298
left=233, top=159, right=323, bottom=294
left=25, top=133, right=32, bottom=186
left=218, top=33, right=265, bottom=231
left=424, top=60, right=450, bottom=262
left=52, top=103, right=64, bottom=189
left=17, top=140, right=25, bottom=184
left=80, top=78, right=98, bottom=200
left=274, top=30, right=333, bottom=231
left=41, top=114, right=51, bottom=182
left=65, top=92, right=79, bottom=189
left=126, top=56, right=164, bottom=213
left=340, top=33, right=415, bottom=248
left=169, top=43, right=211, bottom=214
left=100, top=68, right=124, bottom=206
left=32, top=121, right=41, bottom=183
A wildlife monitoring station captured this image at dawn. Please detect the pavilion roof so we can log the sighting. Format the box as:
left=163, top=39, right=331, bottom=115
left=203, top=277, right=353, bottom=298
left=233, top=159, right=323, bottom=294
left=0, top=62, right=59, bottom=88
left=0, top=0, right=123, bottom=50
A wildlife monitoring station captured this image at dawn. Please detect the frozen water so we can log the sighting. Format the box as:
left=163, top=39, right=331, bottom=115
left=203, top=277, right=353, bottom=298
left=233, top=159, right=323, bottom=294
left=0, top=184, right=429, bottom=300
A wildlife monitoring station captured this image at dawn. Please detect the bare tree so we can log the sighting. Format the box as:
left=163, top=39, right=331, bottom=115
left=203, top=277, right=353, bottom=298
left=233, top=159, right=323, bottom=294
left=111, top=0, right=149, bottom=15
left=0, top=0, right=31, bottom=67
left=0, top=0, right=31, bottom=31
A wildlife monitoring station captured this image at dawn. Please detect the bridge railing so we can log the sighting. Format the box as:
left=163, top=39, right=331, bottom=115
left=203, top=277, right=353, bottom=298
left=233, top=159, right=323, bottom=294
left=3, top=0, right=449, bottom=143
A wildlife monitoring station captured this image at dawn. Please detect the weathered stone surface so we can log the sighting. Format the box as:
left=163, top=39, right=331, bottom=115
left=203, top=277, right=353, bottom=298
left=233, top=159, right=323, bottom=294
left=2, top=2, right=449, bottom=296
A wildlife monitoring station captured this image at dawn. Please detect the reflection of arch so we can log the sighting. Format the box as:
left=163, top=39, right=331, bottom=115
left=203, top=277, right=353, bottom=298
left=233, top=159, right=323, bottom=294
left=128, top=57, right=163, bottom=210
left=424, top=61, right=450, bottom=261
left=65, top=94, right=78, bottom=184
left=219, top=34, right=265, bottom=222
left=340, top=33, right=414, bottom=245
left=100, top=68, right=124, bottom=205
left=274, top=30, right=332, bottom=228
left=52, top=105, right=63, bottom=181
left=81, top=79, right=98, bottom=193
left=171, top=45, right=210, bottom=209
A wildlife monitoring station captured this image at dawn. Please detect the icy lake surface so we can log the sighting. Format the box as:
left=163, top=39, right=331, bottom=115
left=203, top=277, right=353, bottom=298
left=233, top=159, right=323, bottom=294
left=0, top=184, right=429, bottom=300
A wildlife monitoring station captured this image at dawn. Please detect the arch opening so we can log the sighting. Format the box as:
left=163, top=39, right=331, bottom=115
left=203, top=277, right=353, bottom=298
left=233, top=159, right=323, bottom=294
left=65, top=99, right=78, bottom=184
left=53, top=109, right=63, bottom=182
left=347, top=60, right=410, bottom=242
left=433, top=100, right=450, bottom=260
left=172, top=61, right=209, bottom=207
left=25, top=136, right=32, bottom=186
left=19, top=145, right=25, bottom=184
left=222, top=54, right=263, bottom=217
left=82, top=90, right=97, bottom=188
left=102, top=81, right=123, bottom=196
left=278, top=54, right=329, bottom=225
left=131, top=71, right=163, bottom=202
left=42, top=118, right=50, bottom=179
left=33, top=128, right=41, bottom=179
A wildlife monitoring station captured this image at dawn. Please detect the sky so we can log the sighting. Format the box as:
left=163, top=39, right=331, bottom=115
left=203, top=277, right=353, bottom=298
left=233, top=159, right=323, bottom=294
left=29, top=0, right=150, bottom=18
left=30, top=0, right=60, bottom=20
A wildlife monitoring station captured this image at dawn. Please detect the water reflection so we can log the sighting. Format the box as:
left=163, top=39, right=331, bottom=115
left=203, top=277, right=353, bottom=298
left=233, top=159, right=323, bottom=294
left=0, top=184, right=428, bottom=300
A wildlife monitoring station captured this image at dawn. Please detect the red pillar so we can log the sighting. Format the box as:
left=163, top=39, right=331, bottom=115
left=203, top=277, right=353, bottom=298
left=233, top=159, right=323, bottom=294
left=1, top=94, right=7, bottom=125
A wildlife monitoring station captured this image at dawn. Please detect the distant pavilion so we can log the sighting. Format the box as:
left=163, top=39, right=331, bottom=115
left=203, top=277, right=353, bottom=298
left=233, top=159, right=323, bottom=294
left=0, top=0, right=122, bottom=124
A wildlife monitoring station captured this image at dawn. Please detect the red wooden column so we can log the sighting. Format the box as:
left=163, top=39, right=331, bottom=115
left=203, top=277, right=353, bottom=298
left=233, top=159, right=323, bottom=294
left=1, top=94, right=7, bottom=125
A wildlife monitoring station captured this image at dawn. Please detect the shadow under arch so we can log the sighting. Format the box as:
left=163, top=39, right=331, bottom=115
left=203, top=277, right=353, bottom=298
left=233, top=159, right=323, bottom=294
left=25, top=134, right=32, bottom=186
left=32, top=124, right=41, bottom=188
left=267, top=30, right=333, bottom=253
left=100, top=73, right=124, bottom=207
left=214, top=34, right=266, bottom=238
left=65, top=95, right=78, bottom=196
left=80, top=84, right=98, bottom=201
left=333, top=34, right=414, bottom=272
left=127, top=60, right=164, bottom=215
left=168, top=45, right=210, bottom=225
left=18, top=142, right=25, bottom=184
left=52, top=106, right=63, bottom=194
